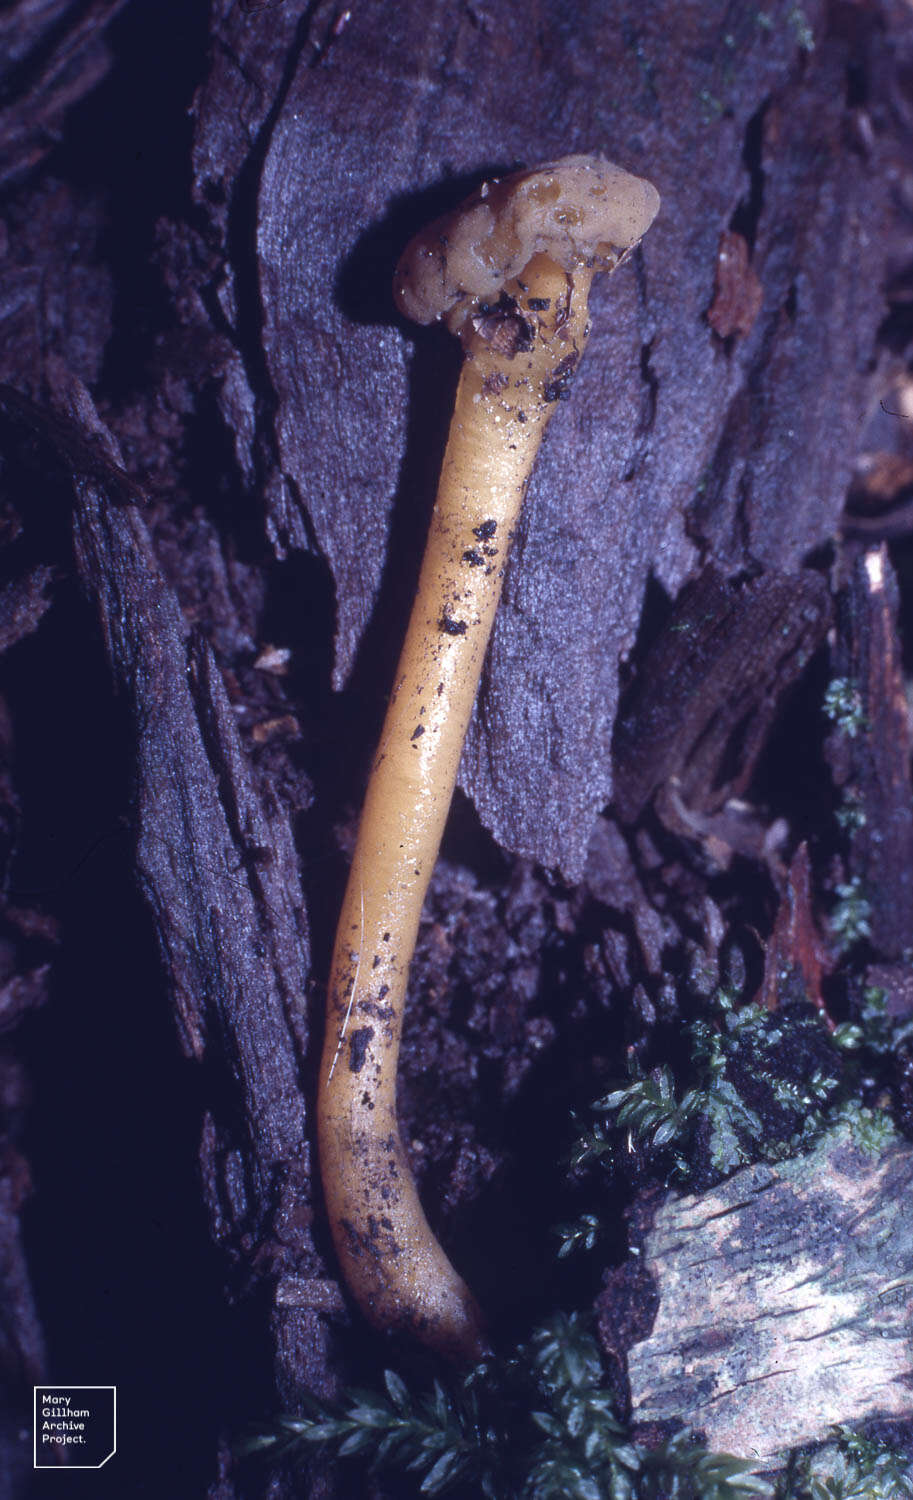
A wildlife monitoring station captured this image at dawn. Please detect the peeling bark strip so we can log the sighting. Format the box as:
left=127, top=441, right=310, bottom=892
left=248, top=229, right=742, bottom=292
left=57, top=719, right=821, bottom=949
left=612, top=566, right=831, bottom=827
left=54, top=377, right=327, bottom=1407
left=626, top=1125, right=913, bottom=1463
left=826, top=545, right=913, bottom=960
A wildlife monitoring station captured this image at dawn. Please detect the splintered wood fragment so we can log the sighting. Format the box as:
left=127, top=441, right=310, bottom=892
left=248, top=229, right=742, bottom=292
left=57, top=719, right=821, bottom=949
left=755, top=842, right=831, bottom=1017
left=613, top=565, right=831, bottom=828
left=626, top=1124, right=913, bottom=1465
left=827, top=544, right=913, bottom=959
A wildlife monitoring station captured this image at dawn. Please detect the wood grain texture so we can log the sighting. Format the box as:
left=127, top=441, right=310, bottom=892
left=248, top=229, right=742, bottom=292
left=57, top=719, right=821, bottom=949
left=627, top=1125, right=913, bottom=1463
left=51, top=369, right=328, bottom=1408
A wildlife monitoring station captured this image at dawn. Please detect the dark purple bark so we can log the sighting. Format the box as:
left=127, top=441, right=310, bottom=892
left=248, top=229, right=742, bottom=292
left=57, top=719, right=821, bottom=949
left=0, top=1, right=912, bottom=1495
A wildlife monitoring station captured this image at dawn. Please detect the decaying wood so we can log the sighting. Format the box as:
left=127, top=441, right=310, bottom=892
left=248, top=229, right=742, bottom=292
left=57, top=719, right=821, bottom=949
left=49, top=370, right=332, bottom=1409
left=0, top=0, right=912, bottom=1494
left=626, top=1124, right=913, bottom=1464
left=613, top=566, right=831, bottom=838
left=826, top=544, right=913, bottom=960
left=755, top=843, right=831, bottom=1016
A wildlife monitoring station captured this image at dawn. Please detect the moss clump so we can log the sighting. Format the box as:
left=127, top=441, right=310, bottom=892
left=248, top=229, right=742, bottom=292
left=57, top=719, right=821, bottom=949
left=240, top=1311, right=771, bottom=1499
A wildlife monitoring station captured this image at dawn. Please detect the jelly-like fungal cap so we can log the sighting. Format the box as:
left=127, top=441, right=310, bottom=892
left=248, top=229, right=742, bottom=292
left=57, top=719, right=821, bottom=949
left=393, top=154, right=660, bottom=328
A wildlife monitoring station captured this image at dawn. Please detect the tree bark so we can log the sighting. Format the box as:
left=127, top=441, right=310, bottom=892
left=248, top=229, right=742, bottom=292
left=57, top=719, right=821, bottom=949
left=1, top=2, right=912, bottom=1496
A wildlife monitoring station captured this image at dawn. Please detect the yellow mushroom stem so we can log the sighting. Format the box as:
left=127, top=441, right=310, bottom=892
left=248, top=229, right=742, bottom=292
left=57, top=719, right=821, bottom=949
left=317, top=156, right=660, bottom=1361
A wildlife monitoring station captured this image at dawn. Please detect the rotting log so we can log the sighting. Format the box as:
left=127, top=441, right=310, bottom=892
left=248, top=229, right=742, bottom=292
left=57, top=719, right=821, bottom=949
left=625, top=1124, right=913, bottom=1465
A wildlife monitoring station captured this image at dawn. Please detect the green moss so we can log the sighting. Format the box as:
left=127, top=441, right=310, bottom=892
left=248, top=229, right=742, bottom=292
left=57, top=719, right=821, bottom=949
left=778, top=1426, right=913, bottom=1499
left=823, top=678, right=866, bottom=739
left=829, top=879, right=872, bottom=951
left=240, top=1312, right=773, bottom=1498
left=568, top=989, right=873, bottom=1194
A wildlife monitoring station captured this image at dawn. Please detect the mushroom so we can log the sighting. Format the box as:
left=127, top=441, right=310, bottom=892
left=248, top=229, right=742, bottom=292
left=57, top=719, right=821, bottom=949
left=318, top=155, right=660, bottom=1361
